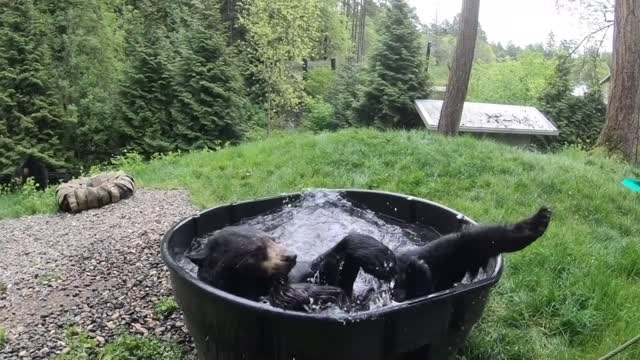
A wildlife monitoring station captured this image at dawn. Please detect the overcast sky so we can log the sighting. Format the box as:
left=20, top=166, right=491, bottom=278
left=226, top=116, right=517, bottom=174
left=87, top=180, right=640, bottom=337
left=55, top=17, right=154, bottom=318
left=408, top=0, right=613, bottom=49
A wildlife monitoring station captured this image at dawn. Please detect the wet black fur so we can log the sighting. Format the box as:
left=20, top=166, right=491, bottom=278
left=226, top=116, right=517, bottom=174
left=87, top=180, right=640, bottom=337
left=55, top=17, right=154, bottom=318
left=188, top=207, right=552, bottom=312
left=187, top=226, right=396, bottom=312
left=392, top=207, right=553, bottom=301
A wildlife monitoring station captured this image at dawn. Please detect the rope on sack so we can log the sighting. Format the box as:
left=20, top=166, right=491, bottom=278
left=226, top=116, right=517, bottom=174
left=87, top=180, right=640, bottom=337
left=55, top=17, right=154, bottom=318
left=56, top=171, right=135, bottom=213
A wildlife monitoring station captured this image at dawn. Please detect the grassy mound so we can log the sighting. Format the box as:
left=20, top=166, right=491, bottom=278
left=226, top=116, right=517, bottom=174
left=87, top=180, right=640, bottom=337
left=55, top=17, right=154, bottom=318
left=4, top=129, right=640, bottom=358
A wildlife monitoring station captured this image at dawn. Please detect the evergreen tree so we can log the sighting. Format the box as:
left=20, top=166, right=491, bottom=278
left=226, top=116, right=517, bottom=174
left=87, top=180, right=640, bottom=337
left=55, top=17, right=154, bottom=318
left=357, top=0, right=429, bottom=129
left=118, top=1, right=178, bottom=156
left=328, top=60, right=364, bottom=127
left=38, top=0, right=127, bottom=164
left=537, top=60, right=606, bottom=149
left=119, top=44, right=176, bottom=156
left=171, top=0, right=247, bottom=150
left=0, top=0, right=70, bottom=174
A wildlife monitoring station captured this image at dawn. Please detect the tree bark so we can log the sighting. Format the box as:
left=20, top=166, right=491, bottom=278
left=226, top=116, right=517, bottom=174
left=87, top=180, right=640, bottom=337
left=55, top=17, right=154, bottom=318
left=597, top=0, right=640, bottom=162
left=437, top=0, right=480, bottom=135
left=357, top=0, right=367, bottom=62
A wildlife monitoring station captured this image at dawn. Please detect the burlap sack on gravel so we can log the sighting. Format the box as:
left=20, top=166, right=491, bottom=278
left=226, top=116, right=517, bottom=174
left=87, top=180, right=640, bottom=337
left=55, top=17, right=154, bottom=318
left=56, top=171, right=135, bottom=213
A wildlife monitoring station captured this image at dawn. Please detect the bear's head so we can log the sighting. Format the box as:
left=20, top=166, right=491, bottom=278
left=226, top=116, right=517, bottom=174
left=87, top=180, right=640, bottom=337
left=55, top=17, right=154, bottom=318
left=187, top=225, right=297, bottom=299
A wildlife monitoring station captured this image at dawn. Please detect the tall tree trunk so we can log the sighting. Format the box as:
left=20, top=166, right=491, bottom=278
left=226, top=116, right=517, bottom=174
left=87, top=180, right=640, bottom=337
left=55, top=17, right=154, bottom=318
left=357, top=0, right=367, bottom=62
left=351, top=1, right=359, bottom=52
left=597, top=0, right=640, bottom=162
left=437, top=0, right=480, bottom=135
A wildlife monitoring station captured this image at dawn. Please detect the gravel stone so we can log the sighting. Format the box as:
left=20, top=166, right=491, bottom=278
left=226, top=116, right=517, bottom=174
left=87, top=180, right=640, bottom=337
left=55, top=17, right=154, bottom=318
left=0, top=190, right=198, bottom=359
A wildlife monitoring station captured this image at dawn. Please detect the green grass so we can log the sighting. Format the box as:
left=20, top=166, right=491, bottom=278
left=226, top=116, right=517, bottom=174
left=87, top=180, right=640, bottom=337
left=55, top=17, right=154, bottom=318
left=4, top=128, right=640, bottom=358
left=55, top=327, right=98, bottom=360
left=0, top=179, right=57, bottom=219
left=55, top=327, right=189, bottom=360
left=0, top=327, right=7, bottom=350
left=99, top=334, right=188, bottom=360
left=35, top=272, right=62, bottom=287
left=154, top=296, right=179, bottom=319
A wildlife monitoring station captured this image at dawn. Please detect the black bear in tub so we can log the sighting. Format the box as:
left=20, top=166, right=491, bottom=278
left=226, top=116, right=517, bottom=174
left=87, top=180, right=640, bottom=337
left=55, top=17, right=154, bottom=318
left=162, top=190, right=552, bottom=360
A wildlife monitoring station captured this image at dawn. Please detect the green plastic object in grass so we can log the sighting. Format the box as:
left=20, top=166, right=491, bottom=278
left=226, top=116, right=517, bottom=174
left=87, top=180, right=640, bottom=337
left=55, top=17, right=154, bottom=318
left=621, top=178, right=640, bottom=192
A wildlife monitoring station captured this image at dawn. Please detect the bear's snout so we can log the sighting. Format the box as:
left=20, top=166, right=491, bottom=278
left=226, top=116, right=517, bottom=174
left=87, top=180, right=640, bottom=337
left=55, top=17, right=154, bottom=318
left=282, top=253, right=297, bottom=265
left=263, top=242, right=297, bottom=275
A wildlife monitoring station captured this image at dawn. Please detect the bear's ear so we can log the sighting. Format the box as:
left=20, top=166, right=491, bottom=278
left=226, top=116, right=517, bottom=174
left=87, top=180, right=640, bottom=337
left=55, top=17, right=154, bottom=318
left=186, top=248, right=209, bottom=266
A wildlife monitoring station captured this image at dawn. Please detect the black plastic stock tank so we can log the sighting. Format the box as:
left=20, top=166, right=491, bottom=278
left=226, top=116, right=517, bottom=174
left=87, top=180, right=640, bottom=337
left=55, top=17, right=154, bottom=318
left=161, top=190, right=504, bottom=360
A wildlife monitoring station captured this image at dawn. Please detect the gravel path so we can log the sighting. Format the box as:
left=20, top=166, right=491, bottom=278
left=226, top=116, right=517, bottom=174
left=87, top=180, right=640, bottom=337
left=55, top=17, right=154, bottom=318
left=0, top=190, right=198, bottom=359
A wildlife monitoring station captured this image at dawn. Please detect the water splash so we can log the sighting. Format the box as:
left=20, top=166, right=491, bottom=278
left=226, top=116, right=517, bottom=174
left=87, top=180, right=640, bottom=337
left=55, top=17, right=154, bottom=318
left=240, top=191, right=440, bottom=259
left=181, top=190, right=444, bottom=314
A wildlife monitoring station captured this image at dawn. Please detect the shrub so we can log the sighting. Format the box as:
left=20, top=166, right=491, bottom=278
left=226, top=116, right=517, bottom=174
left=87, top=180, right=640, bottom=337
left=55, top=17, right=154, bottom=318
left=303, top=97, right=338, bottom=132
left=55, top=327, right=98, bottom=360
left=303, top=67, right=337, bottom=101
left=537, top=61, right=606, bottom=150
left=154, top=296, right=179, bottom=319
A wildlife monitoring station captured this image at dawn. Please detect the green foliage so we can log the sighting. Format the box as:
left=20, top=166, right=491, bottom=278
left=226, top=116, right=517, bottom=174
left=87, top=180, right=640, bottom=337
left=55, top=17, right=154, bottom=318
left=90, top=150, right=145, bottom=175
left=426, top=64, right=449, bottom=87
left=571, top=47, right=610, bottom=87
left=154, top=296, right=179, bottom=319
left=237, top=103, right=271, bottom=142
left=474, top=40, right=497, bottom=64
left=55, top=327, right=98, bottom=360
left=424, top=19, right=495, bottom=67
left=36, top=271, right=62, bottom=286
left=53, top=327, right=188, bottom=360
left=171, top=0, right=248, bottom=151
left=0, top=0, right=71, bottom=174
left=467, top=51, right=557, bottom=105
left=537, top=60, right=607, bottom=149
left=98, top=333, right=186, bottom=360
left=39, top=0, right=126, bottom=165
left=302, top=96, right=337, bottom=132
left=0, top=0, right=615, bottom=174
left=0, top=178, right=57, bottom=219
left=0, top=0, right=426, bottom=170
left=426, top=24, right=611, bottom=107
left=311, top=0, right=350, bottom=59
left=426, top=33, right=456, bottom=67
left=238, top=0, right=322, bottom=128
left=117, top=1, right=177, bottom=157
left=358, top=0, right=430, bottom=129
left=118, top=0, right=249, bottom=157
left=327, top=60, right=364, bottom=127
left=303, top=67, right=336, bottom=100
left=0, top=327, right=6, bottom=350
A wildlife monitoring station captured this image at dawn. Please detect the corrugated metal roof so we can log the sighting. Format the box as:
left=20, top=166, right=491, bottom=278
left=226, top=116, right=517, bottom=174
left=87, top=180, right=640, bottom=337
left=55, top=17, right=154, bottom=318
left=415, top=100, right=559, bottom=136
